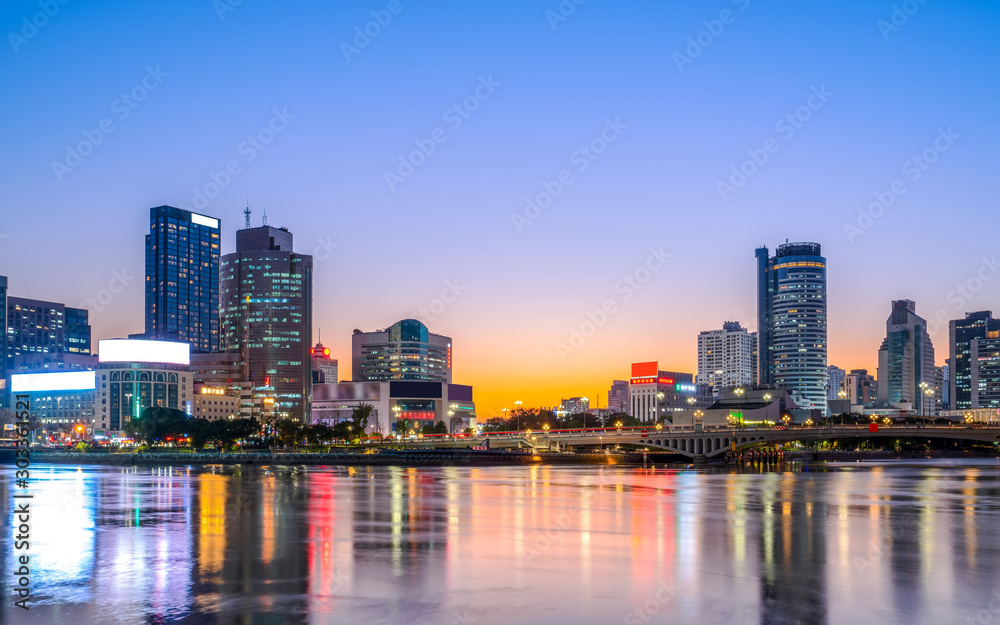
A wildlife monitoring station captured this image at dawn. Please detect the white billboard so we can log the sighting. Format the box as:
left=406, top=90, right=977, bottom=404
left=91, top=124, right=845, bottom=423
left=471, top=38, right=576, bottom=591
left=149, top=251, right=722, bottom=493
left=190, top=213, right=219, bottom=229
left=98, top=339, right=190, bottom=365
left=11, top=371, right=97, bottom=393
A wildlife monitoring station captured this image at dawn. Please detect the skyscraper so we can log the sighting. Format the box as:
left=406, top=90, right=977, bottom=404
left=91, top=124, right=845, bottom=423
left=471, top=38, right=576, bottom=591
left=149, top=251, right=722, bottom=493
left=756, top=242, right=828, bottom=414
left=0, top=276, right=6, bottom=407
left=311, top=341, right=338, bottom=384
left=7, top=296, right=91, bottom=371
left=876, top=300, right=938, bottom=414
left=950, top=311, right=1000, bottom=410
left=826, top=366, right=846, bottom=400
left=144, top=205, right=221, bottom=353
left=220, top=222, right=313, bottom=421
left=351, top=319, right=452, bottom=383
left=697, top=321, right=758, bottom=391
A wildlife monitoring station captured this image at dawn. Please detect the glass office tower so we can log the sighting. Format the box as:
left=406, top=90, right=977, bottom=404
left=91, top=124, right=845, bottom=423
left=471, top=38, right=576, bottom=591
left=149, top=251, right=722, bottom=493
left=950, top=311, right=1000, bottom=410
left=220, top=225, right=313, bottom=422
left=144, top=206, right=221, bottom=353
left=351, top=319, right=452, bottom=384
left=756, top=242, right=828, bottom=415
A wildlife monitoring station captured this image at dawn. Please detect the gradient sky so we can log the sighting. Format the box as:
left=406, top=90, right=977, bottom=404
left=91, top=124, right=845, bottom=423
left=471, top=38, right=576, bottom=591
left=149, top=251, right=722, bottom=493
left=1, top=0, right=998, bottom=417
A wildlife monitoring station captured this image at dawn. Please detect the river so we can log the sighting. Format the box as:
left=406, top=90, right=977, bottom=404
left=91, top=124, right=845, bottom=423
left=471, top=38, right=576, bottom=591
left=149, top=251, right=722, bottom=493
left=3, top=459, right=999, bottom=624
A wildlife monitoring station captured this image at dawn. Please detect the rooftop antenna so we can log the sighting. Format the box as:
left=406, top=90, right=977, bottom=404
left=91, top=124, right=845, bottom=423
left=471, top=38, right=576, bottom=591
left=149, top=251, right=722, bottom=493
left=243, top=200, right=251, bottom=229
left=262, top=207, right=268, bottom=226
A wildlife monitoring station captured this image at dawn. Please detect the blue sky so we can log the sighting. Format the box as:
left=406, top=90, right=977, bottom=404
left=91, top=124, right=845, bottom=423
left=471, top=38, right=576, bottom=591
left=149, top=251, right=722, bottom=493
left=1, top=0, right=998, bottom=412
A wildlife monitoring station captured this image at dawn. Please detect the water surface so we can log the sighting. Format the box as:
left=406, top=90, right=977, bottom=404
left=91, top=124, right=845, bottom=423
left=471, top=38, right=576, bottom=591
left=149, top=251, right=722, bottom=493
left=3, top=459, right=1000, bottom=624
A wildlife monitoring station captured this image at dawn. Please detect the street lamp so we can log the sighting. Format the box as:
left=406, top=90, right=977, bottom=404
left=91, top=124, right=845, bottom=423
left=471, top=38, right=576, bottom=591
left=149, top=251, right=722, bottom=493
left=615, top=420, right=622, bottom=433
left=657, top=392, right=665, bottom=423
left=734, top=387, right=745, bottom=426
left=514, top=400, right=522, bottom=432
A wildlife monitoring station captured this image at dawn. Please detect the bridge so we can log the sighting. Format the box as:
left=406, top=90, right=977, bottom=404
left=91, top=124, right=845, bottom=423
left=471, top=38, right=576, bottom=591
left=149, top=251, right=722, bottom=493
left=407, top=425, right=1000, bottom=460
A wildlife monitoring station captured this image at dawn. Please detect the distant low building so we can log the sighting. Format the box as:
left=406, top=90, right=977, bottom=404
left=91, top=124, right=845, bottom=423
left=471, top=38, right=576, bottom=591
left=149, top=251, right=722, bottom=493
left=607, top=380, right=629, bottom=413
left=560, top=397, right=590, bottom=415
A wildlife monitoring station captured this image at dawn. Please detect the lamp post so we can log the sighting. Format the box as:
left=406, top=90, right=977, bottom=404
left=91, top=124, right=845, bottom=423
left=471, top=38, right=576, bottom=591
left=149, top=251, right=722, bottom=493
left=514, top=400, right=523, bottom=433
left=657, top=392, right=665, bottom=425
left=734, top=387, right=745, bottom=427
left=762, top=393, right=772, bottom=424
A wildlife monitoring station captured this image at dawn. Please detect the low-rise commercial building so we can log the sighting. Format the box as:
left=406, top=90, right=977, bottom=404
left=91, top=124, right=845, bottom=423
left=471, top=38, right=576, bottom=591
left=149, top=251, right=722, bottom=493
left=312, top=380, right=475, bottom=434
left=94, top=339, right=192, bottom=437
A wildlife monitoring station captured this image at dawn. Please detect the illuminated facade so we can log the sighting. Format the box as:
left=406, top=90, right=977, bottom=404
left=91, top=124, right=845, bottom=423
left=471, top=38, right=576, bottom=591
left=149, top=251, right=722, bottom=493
left=94, top=339, right=192, bottom=433
left=193, top=386, right=240, bottom=421
left=755, top=242, right=828, bottom=415
left=311, top=341, right=338, bottom=383
left=696, top=321, right=758, bottom=391
left=950, top=311, right=1000, bottom=410
left=351, top=319, right=451, bottom=384
left=220, top=224, right=313, bottom=422
left=6, top=295, right=91, bottom=370
left=144, top=205, right=221, bottom=354
left=627, top=361, right=712, bottom=423
left=9, top=370, right=96, bottom=430
left=312, top=380, right=475, bottom=434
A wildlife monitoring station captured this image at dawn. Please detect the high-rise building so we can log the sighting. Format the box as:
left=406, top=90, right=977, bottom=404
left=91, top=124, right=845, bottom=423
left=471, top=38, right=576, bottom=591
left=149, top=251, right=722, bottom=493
left=826, top=366, right=846, bottom=400
left=842, top=369, right=877, bottom=405
left=942, top=361, right=951, bottom=410
left=969, top=336, right=1000, bottom=409
left=144, top=205, right=221, bottom=353
left=311, top=341, right=338, bottom=384
left=697, top=321, right=758, bottom=391
left=950, top=311, right=1000, bottom=410
left=0, top=276, right=7, bottom=406
left=7, top=296, right=91, bottom=371
left=607, top=380, right=629, bottom=413
left=756, top=242, right=828, bottom=414
left=352, top=319, right=451, bottom=383
left=220, top=222, right=313, bottom=422
left=876, top=300, right=938, bottom=414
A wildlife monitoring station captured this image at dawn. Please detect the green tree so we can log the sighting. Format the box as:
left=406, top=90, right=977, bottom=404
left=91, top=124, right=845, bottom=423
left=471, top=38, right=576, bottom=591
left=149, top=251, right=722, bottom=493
left=351, top=403, right=374, bottom=434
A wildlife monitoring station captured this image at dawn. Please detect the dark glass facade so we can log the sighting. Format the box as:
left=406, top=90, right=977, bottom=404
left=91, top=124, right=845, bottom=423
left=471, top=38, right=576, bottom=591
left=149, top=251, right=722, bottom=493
left=220, top=226, right=312, bottom=422
left=6, top=296, right=91, bottom=371
left=950, top=311, right=1000, bottom=409
left=144, top=206, right=221, bottom=353
left=756, top=243, right=828, bottom=414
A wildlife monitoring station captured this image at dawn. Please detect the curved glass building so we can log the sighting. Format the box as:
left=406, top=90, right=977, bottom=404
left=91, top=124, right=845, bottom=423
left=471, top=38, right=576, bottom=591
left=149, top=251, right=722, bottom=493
left=756, top=242, right=828, bottom=415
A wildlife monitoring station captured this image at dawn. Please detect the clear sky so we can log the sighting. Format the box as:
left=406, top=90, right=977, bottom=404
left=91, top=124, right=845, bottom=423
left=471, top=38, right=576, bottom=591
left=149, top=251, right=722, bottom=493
left=1, top=0, right=997, bottom=417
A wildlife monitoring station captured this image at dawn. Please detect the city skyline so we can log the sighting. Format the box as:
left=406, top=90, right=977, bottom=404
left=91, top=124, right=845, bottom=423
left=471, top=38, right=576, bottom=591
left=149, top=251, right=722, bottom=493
left=2, top=0, right=998, bottom=415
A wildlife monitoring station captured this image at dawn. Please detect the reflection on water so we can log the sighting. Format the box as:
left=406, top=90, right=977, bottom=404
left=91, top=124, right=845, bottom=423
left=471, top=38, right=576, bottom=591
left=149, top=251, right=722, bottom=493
left=3, top=460, right=1000, bottom=624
